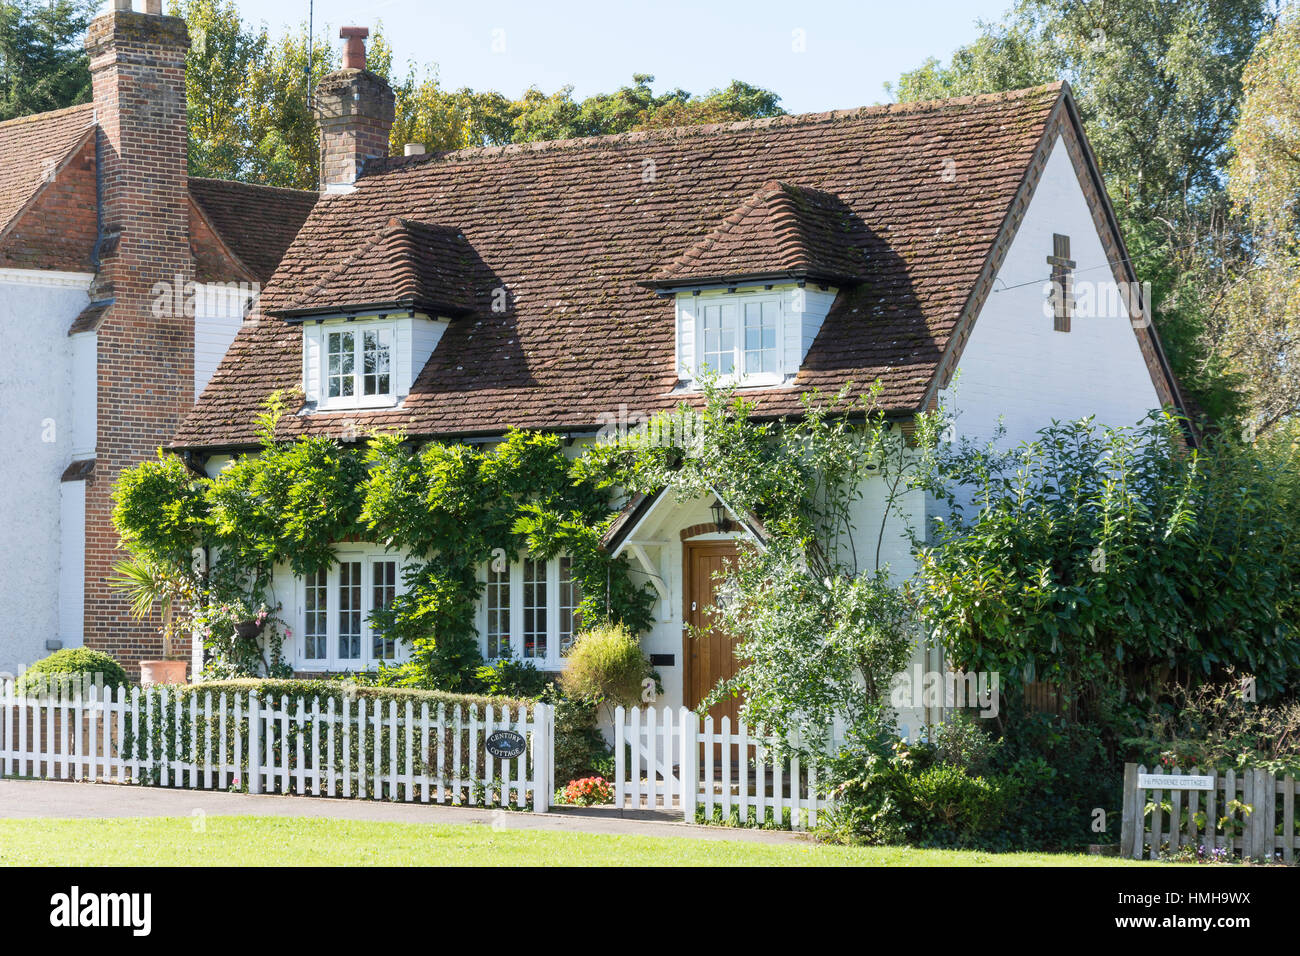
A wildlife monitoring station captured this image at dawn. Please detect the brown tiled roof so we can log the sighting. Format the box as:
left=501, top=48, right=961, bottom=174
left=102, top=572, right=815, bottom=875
left=188, top=177, right=317, bottom=283
left=646, top=180, right=869, bottom=288
left=0, top=103, right=94, bottom=240
left=176, top=84, right=1075, bottom=449
left=270, top=216, right=479, bottom=319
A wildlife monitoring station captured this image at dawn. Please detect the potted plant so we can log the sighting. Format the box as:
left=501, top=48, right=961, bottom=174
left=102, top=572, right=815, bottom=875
left=111, top=557, right=193, bottom=686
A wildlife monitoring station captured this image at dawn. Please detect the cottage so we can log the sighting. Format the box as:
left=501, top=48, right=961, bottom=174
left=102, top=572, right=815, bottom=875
left=168, top=28, right=1185, bottom=730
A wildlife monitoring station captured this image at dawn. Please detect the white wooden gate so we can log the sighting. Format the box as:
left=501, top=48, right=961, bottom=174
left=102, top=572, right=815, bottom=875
left=613, top=704, right=836, bottom=830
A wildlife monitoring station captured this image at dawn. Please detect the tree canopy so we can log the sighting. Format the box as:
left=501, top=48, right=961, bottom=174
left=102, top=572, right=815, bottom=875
left=0, top=0, right=95, bottom=121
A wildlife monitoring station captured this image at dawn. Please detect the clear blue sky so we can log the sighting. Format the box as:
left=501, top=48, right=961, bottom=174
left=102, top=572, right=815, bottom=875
left=145, top=0, right=1016, bottom=113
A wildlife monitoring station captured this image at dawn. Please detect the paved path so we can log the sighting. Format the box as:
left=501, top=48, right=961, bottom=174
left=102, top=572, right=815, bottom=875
left=0, top=778, right=808, bottom=844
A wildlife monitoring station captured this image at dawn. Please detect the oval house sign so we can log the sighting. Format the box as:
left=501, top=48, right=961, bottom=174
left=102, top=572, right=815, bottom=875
left=485, top=730, right=526, bottom=760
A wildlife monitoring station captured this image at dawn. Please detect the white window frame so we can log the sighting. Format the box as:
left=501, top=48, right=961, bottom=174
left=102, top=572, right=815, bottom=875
left=316, top=319, right=398, bottom=410
left=479, top=553, right=581, bottom=670
left=294, top=546, right=408, bottom=671
left=681, top=289, right=787, bottom=388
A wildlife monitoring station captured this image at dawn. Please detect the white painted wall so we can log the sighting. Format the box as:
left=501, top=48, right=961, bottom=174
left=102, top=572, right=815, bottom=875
left=0, top=269, right=94, bottom=678
left=940, top=135, right=1162, bottom=446
left=194, top=282, right=254, bottom=398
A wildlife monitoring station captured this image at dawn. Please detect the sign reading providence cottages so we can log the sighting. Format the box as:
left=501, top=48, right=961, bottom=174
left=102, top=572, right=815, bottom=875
left=485, top=730, right=527, bottom=760
left=1137, top=773, right=1215, bottom=790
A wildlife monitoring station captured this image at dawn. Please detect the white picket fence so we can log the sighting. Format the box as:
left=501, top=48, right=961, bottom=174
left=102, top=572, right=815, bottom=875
left=613, top=705, right=839, bottom=830
left=0, top=679, right=554, bottom=811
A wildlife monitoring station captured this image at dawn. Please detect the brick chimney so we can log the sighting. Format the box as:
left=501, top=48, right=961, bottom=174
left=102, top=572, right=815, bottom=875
left=315, top=27, right=395, bottom=193
left=82, top=2, right=195, bottom=677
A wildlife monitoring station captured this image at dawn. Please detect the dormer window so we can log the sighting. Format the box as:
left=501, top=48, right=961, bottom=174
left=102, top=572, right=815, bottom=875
left=304, top=317, right=412, bottom=410
left=265, top=216, right=480, bottom=413
left=642, top=180, right=868, bottom=389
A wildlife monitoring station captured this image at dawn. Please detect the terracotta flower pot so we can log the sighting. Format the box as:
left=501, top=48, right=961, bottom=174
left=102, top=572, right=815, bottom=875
left=140, top=659, right=188, bottom=686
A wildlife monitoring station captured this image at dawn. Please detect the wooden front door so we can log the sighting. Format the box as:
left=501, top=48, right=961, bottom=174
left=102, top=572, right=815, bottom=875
left=684, top=541, right=742, bottom=725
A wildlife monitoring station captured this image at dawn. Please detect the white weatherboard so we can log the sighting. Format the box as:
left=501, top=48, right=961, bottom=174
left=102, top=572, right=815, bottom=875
left=1137, top=773, right=1214, bottom=790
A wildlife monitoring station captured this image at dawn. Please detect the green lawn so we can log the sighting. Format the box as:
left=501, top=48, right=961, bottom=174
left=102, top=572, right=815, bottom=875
left=0, top=815, right=1153, bottom=866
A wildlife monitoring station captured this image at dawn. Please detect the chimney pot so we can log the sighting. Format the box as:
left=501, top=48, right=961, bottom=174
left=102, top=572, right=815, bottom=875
left=340, top=26, right=370, bottom=70
left=404, top=143, right=426, bottom=157
left=113, top=0, right=130, bottom=9
left=145, top=0, right=162, bottom=13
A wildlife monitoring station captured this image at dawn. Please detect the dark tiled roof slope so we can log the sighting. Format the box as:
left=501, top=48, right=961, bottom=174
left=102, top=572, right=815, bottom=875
left=271, top=216, right=480, bottom=318
left=0, top=103, right=94, bottom=238
left=176, top=84, right=1065, bottom=448
left=647, top=180, right=869, bottom=287
left=188, top=177, right=317, bottom=283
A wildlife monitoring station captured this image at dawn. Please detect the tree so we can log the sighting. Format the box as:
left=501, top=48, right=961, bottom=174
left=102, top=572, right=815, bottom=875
left=1229, top=5, right=1300, bottom=234
left=173, top=0, right=263, bottom=181
left=0, top=0, right=96, bottom=121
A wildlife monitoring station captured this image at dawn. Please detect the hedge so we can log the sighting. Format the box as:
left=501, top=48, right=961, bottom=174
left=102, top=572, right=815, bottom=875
left=178, top=678, right=532, bottom=713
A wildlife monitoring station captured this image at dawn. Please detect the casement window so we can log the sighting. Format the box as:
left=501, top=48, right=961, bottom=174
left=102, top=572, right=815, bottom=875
left=323, top=324, right=394, bottom=405
left=296, top=547, right=406, bottom=671
left=696, top=294, right=783, bottom=385
left=481, top=554, right=581, bottom=669
left=675, top=285, right=839, bottom=389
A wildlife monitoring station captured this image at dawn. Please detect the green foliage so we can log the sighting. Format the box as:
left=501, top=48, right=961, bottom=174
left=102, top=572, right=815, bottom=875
left=915, top=414, right=1300, bottom=711
left=557, top=623, right=652, bottom=707
left=0, top=0, right=95, bottom=121
left=592, top=379, right=938, bottom=750
left=183, top=677, right=530, bottom=713
left=547, top=692, right=611, bottom=785
left=1126, top=679, right=1300, bottom=777
left=820, top=739, right=1020, bottom=848
left=209, top=435, right=367, bottom=575
left=930, top=713, right=1000, bottom=775
left=17, top=649, right=129, bottom=696
left=988, top=705, right=1120, bottom=849
left=112, top=452, right=209, bottom=567
left=475, top=656, right=549, bottom=700
left=113, top=396, right=655, bottom=688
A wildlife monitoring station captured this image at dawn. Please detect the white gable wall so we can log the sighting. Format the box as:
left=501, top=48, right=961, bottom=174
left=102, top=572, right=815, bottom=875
left=940, top=135, right=1162, bottom=447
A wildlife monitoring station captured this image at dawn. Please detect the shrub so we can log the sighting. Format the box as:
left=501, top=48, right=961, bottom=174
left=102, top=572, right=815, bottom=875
left=988, top=705, right=1120, bottom=850
left=557, top=776, right=613, bottom=806
left=547, top=691, right=612, bottom=784
left=916, top=415, right=1300, bottom=711
left=819, top=739, right=1019, bottom=849
left=475, top=656, right=550, bottom=699
left=558, top=623, right=651, bottom=707
left=931, top=713, right=999, bottom=774
left=181, top=677, right=531, bottom=713
left=1126, top=680, right=1300, bottom=777
left=16, top=649, right=129, bottom=696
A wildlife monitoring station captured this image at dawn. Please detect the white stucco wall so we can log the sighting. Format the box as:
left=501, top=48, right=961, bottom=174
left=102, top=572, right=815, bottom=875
left=940, top=135, right=1163, bottom=446
left=0, top=269, right=94, bottom=678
